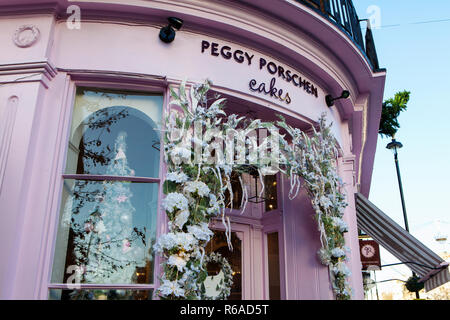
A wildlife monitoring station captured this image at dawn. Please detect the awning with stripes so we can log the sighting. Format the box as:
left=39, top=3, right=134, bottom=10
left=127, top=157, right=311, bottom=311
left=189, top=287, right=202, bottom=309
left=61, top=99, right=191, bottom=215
left=355, top=193, right=449, bottom=292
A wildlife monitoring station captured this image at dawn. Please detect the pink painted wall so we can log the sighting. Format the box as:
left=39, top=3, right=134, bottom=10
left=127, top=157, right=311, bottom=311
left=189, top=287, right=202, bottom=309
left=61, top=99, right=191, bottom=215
left=0, top=0, right=385, bottom=300
left=281, top=176, right=334, bottom=299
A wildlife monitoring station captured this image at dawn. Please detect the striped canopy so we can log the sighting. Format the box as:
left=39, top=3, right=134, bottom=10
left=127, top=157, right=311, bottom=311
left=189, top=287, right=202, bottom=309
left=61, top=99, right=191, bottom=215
left=355, top=193, right=449, bottom=292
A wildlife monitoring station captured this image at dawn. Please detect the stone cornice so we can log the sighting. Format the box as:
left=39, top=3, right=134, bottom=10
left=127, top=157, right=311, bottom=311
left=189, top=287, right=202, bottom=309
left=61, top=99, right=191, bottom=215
left=0, top=2, right=60, bottom=17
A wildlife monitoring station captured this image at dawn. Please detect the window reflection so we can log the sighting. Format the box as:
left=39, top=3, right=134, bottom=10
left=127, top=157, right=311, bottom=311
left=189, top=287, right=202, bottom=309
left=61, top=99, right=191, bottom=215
left=66, top=88, right=162, bottom=178
left=51, top=180, right=158, bottom=285
left=224, top=171, right=243, bottom=209
left=264, top=175, right=278, bottom=211
left=224, top=171, right=278, bottom=211
left=52, top=87, right=163, bottom=292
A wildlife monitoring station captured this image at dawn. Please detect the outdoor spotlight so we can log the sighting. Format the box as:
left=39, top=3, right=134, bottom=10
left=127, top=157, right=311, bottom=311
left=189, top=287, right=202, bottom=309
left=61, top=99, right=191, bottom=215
left=325, top=90, right=351, bottom=107
left=159, top=17, right=184, bottom=43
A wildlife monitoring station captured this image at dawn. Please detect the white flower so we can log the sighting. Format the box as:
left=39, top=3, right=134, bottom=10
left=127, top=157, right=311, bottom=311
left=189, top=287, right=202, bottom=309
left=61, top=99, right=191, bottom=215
left=158, top=279, right=185, bottom=297
left=332, top=217, right=348, bottom=233
left=170, top=146, right=191, bottom=165
left=318, top=248, right=331, bottom=265
left=94, top=220, right=106, bottom=234
left=207, top=194, right=220, bottom=215
left=331, top=247, right=346, bottom=258
left=332, top=262, right=351, bottom=277
left=319, top=195, right=333, bottom=209
left=180, top=269, right=196, bottom=283
left=340, top=287, right=352, bottom=297
left=166, top=171, right=189, bottom=183
left=174, top=210, right=190, bottom=230
left=154, top=232, right=197, bottom=253
left=162, top=192, right=189, bottom=213
left=167, top=254, right=187, bottom=271
left=183, top=181, right=210, bottom=197
left=337, top=205, right=346, bottom=216
left=187, top=222, right=213, bottom=241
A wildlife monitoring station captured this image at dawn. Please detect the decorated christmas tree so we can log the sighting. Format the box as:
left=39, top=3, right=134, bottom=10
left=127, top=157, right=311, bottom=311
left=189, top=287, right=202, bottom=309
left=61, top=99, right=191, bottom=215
left=69, top=131, right=147, bottom=290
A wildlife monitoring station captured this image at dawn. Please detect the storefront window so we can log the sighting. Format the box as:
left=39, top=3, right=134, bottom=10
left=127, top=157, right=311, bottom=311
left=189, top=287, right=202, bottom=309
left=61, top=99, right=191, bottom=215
left=224, top=172, right=278, bottom=211
left=264, top=175, right=278, bottom=212
left=267, top=232, right=281, bottom=300
left=224, top=171, right=243, bottom=209
left=205, top=230, right=242, bottom=300
left=50, top=87, right=163, bottom=300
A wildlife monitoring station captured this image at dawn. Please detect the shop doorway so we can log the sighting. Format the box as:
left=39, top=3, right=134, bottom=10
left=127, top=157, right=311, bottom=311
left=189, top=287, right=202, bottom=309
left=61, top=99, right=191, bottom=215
left=205, top=230, right=242, bottom=299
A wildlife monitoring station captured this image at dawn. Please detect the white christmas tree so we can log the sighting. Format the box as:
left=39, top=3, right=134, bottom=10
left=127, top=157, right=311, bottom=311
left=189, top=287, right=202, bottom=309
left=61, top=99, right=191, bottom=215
left=71, top=131, right=147, bottom=285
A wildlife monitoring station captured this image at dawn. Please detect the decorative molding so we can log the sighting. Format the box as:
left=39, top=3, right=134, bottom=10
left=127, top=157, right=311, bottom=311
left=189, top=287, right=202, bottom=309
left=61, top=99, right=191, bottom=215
left=0, top=2, right=59, bottom=17
left=13, top=24, right=40, bottom=48
left=0, top=61, right=57, bottom=88
left=0, top=96, right=19, bottom=193
left=61, top=68, right=167, bottom=88
left=340, top=155, right=357, bottom=187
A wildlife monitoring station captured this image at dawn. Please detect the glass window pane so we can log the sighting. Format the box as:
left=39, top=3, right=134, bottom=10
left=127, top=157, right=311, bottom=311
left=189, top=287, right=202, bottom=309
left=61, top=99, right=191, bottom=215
left=224, top=171, right=243, bottom=209
left=51, top=179, right=158, bottom=285
left=267, top=232, right=281, bottom=300
left=66, top=87, right=163, bottom=178
left=205, top=230, right=242, bottom=300
left=48, top=289, right=153, bottom=300
left=264, top=175, right=278, bottom=211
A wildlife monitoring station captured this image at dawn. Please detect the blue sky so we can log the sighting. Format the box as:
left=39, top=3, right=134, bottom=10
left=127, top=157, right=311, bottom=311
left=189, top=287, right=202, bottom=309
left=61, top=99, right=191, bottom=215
left=352, top=0, right=450, bottom=294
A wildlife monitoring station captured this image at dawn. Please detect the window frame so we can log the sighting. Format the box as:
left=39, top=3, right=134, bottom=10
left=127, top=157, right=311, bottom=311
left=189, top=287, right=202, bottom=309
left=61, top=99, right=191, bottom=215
left=45, top=77, right=169, bottom=299
left=263, top=225, right=286, bottom=300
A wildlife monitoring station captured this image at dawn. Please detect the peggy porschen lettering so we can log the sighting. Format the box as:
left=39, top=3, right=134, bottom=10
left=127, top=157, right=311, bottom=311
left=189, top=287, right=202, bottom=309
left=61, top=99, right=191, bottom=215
left=201, top=40, right=319, bottom=104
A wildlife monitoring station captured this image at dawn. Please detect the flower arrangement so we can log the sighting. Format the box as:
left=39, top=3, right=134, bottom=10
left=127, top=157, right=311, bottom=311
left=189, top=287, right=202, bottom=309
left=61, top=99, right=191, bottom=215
left=201, top=252, right=234, bottom=300
left=155, top=79, right=351, bottom=300
left=276, top=116, right=352, bottom=299
left=155, top=80, right=235, bottom=300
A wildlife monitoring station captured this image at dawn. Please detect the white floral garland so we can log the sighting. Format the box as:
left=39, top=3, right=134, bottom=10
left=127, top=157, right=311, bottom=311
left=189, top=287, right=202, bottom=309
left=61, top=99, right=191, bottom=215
left=276, top=117, right=352, bottom=299
left=155, top=79, right=351, bottom=300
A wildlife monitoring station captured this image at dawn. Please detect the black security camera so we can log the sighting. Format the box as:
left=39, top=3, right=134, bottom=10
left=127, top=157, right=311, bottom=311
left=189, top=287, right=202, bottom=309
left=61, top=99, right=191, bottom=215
left=159, top=17, right=184, bottom=43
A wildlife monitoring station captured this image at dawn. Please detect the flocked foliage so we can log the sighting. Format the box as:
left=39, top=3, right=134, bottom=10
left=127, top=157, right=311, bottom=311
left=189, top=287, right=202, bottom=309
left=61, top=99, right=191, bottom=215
left=155, top=79, right=352, bottom=300
left=379, top=91, right=410, bottom=138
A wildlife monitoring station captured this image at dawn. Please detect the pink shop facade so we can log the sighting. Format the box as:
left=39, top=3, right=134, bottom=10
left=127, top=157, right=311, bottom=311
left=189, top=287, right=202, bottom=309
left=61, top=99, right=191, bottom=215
left=0, top=0, right=386, bottom=300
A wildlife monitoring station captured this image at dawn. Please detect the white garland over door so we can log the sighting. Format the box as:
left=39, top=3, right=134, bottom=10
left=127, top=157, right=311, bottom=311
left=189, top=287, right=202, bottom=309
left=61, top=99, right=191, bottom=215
left=155, top=80, right=351, bottom=300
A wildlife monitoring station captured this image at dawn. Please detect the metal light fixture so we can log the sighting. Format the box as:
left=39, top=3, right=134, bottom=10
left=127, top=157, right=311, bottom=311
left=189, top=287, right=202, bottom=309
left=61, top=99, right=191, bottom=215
left=325, top=90, right=350, bottom=107
left=159, top=17, right=183, bottom=43
left=246, top=165, right=267, bottom=204
left=386, top=139, right=403, bottom=153
left=386, top=139, right=409, bottom=231
left=386, top=138, right=421, bottom=299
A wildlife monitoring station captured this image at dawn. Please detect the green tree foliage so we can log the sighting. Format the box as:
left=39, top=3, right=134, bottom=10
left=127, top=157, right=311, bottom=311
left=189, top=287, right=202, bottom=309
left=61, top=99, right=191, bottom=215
left=379, top=91, right=410, bottom=138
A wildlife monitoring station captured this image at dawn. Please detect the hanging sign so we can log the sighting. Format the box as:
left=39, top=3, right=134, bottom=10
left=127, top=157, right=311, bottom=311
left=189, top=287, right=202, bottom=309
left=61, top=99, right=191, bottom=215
left=359, top=239, right=381, bottom=270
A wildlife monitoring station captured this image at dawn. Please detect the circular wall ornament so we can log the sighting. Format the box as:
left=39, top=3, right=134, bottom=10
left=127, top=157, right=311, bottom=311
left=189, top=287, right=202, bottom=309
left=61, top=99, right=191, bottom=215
left=13, top=25, right=40, bottom=48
